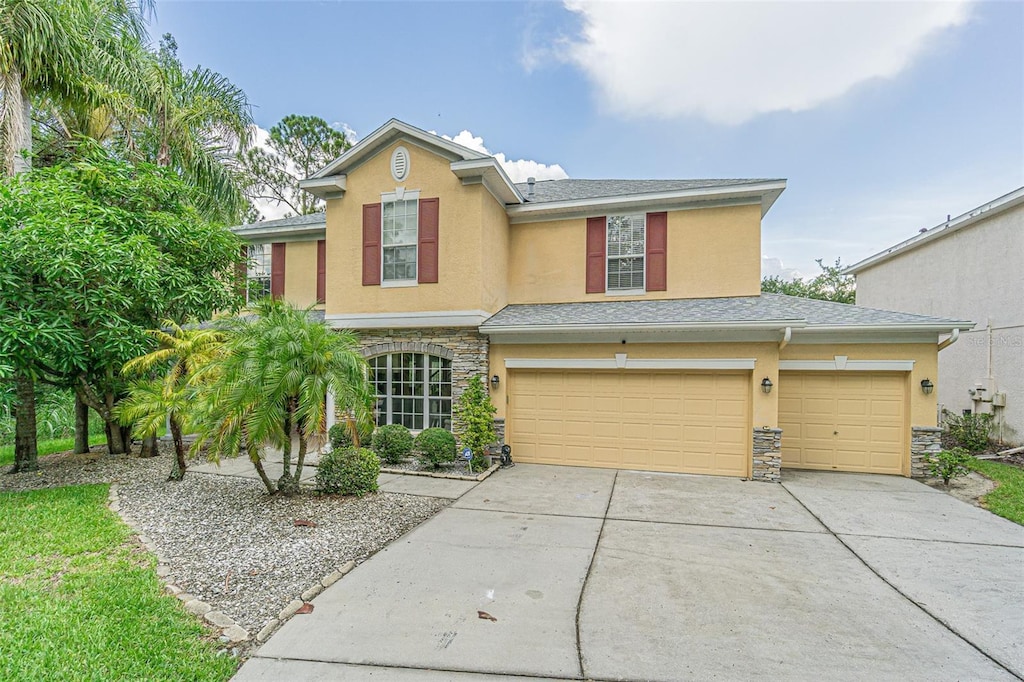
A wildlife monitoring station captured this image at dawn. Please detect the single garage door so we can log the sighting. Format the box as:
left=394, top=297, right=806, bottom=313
left=509, top=370, right=750, bottom=476
left=778, top=372, right=907, bottom=475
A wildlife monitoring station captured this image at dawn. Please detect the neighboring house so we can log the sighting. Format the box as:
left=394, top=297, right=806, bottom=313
left=231, top=119, right=971, bottom=480
left=847, top=187, right=1024, bottom=446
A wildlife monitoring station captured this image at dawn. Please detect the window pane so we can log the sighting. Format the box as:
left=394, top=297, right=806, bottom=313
left=373, top=353, right=450, bottom=432
left=607, top=215, right=645, bottom=291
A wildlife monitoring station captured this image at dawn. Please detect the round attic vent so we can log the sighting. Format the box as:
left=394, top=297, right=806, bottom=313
left=391, top=146, right=410, bottom=182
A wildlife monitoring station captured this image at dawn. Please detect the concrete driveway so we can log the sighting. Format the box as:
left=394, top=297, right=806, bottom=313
left=235, top=465, right=1024, bottom=681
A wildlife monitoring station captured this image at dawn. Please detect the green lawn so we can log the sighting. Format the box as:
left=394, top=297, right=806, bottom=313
left=0, top=434, right=107, bottom=467
left=970, top=459, right=1024, bottom=526
left=0, top=485, right=237, bottom=681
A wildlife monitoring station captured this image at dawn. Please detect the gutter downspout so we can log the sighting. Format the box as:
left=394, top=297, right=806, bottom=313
left=937, top=328, right=960, bottom=351
left=778, top=326, right=792, bottom=350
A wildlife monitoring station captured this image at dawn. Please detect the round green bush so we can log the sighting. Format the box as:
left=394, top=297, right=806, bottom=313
left=414, top=428, right=457, bottom=468
left=328, top=421, right=374, bottom=450
left=371, top=424, right=414, bottom=465
left=316, top=447, right=381, bottom=496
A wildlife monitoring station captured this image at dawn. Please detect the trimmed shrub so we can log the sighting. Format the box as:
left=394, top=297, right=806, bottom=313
left=328, top=421, right=374, bottom=451
left=928, top=447, right=973, bottom=485
left=316, top=447, right=381, bottom=495
left=943, top=411, right=993, bottom=453
left=454, top=375, right=497, bottom=473
left=371, top=424, right=413, bottom=465
left=414, top=428, right=457, bottom=468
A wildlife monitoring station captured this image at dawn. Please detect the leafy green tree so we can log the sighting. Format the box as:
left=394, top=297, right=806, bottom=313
left=118, top=321, right=226, bottom=480
left=240, top=114, right=350, bottom=218
left=0, top=143, right=243, bottom=471
left=191, top=299, right=373, bottom=494
left=454, top=375, right=497, bottom=473
left=762, top=258, right=856, bottom=304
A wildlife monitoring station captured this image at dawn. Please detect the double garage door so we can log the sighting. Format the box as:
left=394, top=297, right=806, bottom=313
left=778, top=372, right=907, bottom=475
left=509, top=370, right=750, bottom=477
left=508, top=369, right=909, bottom=478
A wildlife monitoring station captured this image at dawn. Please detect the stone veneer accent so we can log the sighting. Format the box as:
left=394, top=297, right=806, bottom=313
left=355, top=327, right=490, bottom=435
left=911, top=426, right=943, bottom=478
left=493, top=418, right=505, bottom=444
left=752, top=428, right=783, bottom=483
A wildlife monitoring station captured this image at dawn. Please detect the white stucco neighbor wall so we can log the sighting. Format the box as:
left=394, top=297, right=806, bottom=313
left=855, top=199, right=1024, bottom=445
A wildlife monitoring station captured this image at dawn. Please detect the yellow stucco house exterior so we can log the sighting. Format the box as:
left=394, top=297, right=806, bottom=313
left=232, top=119, right=972, bottom=481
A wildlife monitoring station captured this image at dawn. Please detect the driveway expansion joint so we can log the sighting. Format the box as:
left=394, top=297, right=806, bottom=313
left=575, top=469, right=618, bottom=681
left=780, top=482, right=1023, bottom=681
left=834, top=531, right=1024, bottom=549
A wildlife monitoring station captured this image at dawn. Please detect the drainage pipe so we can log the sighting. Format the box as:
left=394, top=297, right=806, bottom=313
left=779, top=326, right=792, bottom=350
left=937, top=328, right=960, bottom=351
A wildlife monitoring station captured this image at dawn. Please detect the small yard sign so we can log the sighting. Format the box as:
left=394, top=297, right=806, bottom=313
left=462, top=447, right=472, bottom=461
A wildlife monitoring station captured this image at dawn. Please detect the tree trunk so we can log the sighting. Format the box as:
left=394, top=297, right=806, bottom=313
left=246, top=437, right=276, bottom=494
left=74, top=392, right=91, bottom=454
left=11, top=374, right=38, bottom=473
left=277, top=403, right=298, bottom=494
left=140, top=434, right=158, bottom=458
left=3, top=71, right=31, bottom=175
left=167, top=415, right=187, bottom=481
left=103, top=390, right=130, bottom=454
left=294, top=423, right=308, bottom=483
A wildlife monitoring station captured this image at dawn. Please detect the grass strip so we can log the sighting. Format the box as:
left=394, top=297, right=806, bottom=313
left=970, top=459, right=1024, bottom=526
left=0, top=484, right=237, bottom=681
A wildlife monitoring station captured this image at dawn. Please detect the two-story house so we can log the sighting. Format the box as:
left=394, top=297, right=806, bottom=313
left=232, top=119, right=972, bottom=481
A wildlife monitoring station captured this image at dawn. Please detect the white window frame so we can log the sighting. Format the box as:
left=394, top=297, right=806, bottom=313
left=381, top=189, right=420, bottom=287
left=246, top=243, right=272, bottom=304
left=606, top=214, right=646, bottom=295
left=370, top=352, right=453, bottom=432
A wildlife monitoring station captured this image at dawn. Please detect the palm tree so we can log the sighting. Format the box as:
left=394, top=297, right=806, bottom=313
left=119, top=320, right=225, bottom=480
left=192, top=300, right=374, bottom=495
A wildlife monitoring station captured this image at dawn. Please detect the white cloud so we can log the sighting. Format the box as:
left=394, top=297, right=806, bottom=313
left=556, top=1, right=973, bottom=124
left=441, top=130, right=569, bottom=183
left=761, top=256, right=802, bottom=281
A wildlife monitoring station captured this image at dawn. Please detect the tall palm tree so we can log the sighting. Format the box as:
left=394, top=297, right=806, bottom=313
left=192, top=300, right=374, bottom=495
left=1, top=0, right=150, bottom=471
left=119, top=320, right=225, bottom=480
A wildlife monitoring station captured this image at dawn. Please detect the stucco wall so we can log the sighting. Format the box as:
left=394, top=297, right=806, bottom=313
left=324, top=142, right=508, bottom=316
left=507, top=203, right=763, bottom=304
left=855, top=205, right=1023, bottom=444
left=283, top=239, right=321, bottom=308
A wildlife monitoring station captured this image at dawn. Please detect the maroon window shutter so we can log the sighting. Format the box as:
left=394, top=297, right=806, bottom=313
left=362, top=203, right=381, bottom=286
left=418, top=198, right=439, bottom=284
left=586, top=216, right=606, bottom=294
left=270, top=242, right=286, bottom=298
left=646, top=212, right=668, bottom=291
left=316, top=239, right=326, bottom=303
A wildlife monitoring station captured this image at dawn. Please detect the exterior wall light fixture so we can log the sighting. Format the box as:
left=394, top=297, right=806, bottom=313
left=761, top=377, right=773, bottom=394
left=921, top=378, right=934, bottom=395
left=491, top=374, right=500, bottom=388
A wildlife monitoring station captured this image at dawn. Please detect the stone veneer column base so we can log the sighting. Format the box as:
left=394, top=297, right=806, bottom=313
left=911, top=426, right=943, bottom=478
left=752, top=428, right=783, bottom=482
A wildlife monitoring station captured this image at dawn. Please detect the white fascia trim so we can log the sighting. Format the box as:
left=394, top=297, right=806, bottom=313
left=506, top=180, right=787, bottom=222
left=313, top=119, right=487, bottom=179
left=505, top=357, right=757, bottom=370
left=325, top=309, right=492, bottom=329
left=450, top=159, right=524, bottom=204
left=800, top=323, right=975, bottom=334
left=845, top=186, right=1024, bottom=274
left=298, top=175, right=347, bottom=199
left=482, top=320, right=807, bottom=335
left=779, top=360, right=915, bottom=371
left=233, top=224, right=326, bottom=240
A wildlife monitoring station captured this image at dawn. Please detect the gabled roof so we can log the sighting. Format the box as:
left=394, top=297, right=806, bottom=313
left=480, top=294, right=973, bottom=335
left=845, top=186, right=1024, bottom=275
left=311, top=118, right=488, bottom=178
left=230, top=211, right=326, bottom=239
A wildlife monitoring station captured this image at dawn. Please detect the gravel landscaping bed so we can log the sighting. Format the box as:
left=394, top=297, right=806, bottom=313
left=2, top=446, right=450, bottom=634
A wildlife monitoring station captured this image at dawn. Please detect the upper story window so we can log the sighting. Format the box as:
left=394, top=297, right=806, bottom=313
left=382, top=192, right=419, bottom=284
left=247, top=243, right=272, bottom=302
left=606, top=214, right=645, bottom=292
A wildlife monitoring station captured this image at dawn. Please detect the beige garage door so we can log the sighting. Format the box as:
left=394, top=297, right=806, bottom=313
left=778, top=372, right=907, bottom=475
left=509, top=370, right=750, bottom=476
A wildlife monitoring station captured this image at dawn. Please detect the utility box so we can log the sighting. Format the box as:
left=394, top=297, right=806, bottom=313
left=992, top=392, right=1007, bottom=408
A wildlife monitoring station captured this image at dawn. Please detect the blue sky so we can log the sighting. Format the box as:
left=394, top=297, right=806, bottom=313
left=153, top=1, right=1023, bottom=278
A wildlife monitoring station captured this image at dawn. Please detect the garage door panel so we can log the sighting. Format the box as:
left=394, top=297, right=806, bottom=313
left=510, top=369, right=750, bottom=476
left=780, top=371, right=906, bottom=475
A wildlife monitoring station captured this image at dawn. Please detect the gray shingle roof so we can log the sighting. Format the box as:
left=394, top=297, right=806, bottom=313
left=480, top=294, right=971, bottom=330
left=512, top=179, right=782, bottom=204
left=232, top=211, right=326, bottom=232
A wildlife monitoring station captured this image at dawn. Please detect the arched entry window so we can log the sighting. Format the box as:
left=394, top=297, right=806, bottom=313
left=369, top=353, right=452, bottom=430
